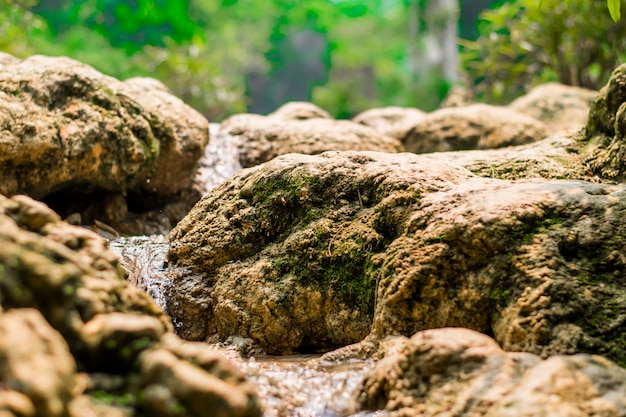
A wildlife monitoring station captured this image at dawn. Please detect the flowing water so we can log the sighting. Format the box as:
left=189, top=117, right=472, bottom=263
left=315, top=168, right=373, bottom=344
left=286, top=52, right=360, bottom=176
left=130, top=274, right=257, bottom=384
left=109, top=124, right=387, bottom=416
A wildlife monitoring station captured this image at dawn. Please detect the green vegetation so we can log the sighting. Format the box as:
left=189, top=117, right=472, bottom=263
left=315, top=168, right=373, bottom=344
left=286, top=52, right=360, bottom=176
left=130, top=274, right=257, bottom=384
left=461, top=0, right=626, bottom=103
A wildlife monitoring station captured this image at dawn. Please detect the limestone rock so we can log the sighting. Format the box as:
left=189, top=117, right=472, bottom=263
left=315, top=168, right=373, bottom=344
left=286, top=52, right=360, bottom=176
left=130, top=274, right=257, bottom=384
left=352, top=106, right=426, bottom=141
left=355, top=328, right=626, bottom=417
left=219, top=111, right=404, bottom=168
left=0, top=309, right=79, bottom=417
left=403, top=104, right=549, bottom=154
left=0, top=193, right=263, bottom=417
left=438, top=85, right=473, bottom=108
left=0, top=55, right=208, bottom=235
left=166, top=151, right=475, bottom=353
left=168, top=150, right=626, bottom=364
left=267, top=101, right=332, bottom=120
left=583, top=63, right=626, bottom=181
left=0, top=193, right=171, bottom=364
left=508, top=83, right=596, bottom=133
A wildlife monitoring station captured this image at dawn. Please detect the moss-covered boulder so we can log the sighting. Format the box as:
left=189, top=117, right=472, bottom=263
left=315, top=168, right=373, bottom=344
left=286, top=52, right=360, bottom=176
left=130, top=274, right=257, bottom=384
left=583, top=63, right=626, bottom=182
left=167, top=151, right=474, bottom=353
left=0, top=54, right=209, bottom=235
left=0, top=193, right=262, bottom=417
left=167, top=150, right=626, bottom=364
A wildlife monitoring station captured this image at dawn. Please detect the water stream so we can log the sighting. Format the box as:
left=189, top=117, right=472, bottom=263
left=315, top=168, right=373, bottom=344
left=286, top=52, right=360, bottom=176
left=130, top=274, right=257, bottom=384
left=109, top=124, right=387, bottom=416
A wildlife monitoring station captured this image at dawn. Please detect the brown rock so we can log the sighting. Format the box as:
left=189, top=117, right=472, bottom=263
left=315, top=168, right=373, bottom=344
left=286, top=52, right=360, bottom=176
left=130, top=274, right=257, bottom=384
left=403, top=104, right=549, bottom=153
left=166, top=151, right=475, bottom=353
left=355, top=328, right=626, bottom=417
left=509, top=82, right=597, bottom=133
left=267, top=101, right=332, bottom=120
left=352, top=106, right=426, bottom=141
left=0, top=55, right=208, bottom=235
left=0, top=309, right=79, bottom=417
left=219, top=112, right=404, bottom=168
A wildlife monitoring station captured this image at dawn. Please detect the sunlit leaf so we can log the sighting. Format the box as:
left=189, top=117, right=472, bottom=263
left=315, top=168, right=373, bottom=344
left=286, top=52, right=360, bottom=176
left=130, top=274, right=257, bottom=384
left=608, top=0, right=621, bottom=22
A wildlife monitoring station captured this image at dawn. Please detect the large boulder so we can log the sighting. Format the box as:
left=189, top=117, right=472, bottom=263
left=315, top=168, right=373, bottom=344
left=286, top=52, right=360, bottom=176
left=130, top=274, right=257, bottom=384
left=0, top=54, right=209, bottom=235
left=218, top=102, right=404, bottom=168
left=166, top=149, right=626, bottom=364
left=508, top=83, right=597, bottom=133
left=166, top=151, right=474, bottom=353
left=267, top=101, right=333, bottom=120
left=403, top=104, right=549, bottom=154
left=354, top=328, right=626, bottom=417
left=352, top=106, right=426, bottom=141
left=0, top=193, right=262, bottom=417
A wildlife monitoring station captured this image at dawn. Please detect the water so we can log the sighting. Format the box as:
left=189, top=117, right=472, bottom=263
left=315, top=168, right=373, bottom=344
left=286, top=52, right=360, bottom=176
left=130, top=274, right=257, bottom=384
left=108, top=123, right=387, bottom=417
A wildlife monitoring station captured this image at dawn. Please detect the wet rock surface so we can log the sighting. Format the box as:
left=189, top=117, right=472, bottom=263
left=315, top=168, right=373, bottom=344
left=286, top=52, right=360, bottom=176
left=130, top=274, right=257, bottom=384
left=354, top=328, right=626, bottom=417
left=0, top=54, right=208, bottom=235
left=219, top=102, right=404, bottom=169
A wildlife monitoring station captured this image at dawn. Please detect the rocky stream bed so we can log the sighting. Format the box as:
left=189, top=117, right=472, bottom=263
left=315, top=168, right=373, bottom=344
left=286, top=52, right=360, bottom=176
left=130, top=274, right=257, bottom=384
left=2, top=53, right=626, bottom=417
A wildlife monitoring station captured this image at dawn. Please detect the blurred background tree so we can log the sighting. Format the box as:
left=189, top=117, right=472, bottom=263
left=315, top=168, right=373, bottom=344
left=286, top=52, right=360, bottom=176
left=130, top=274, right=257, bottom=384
left=0, top=0, right=622, bottom=119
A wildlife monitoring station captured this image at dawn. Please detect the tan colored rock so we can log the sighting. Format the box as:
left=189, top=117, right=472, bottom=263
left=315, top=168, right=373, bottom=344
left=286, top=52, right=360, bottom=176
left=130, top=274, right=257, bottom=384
left=355, top=328, right=626, bottom=417
left=0, top=55, right=208, bottom=235
left=219, top=112, right=404, bottom=168
left=140, top=334, right=262, bottom=417
left=508, top=83, right=597, bottom=133
left=352, top=106, right=426, bottom=141
left=166, top=151, right=475, bottom=352
left=438, top=84, right=473, bottom=108
left=0, top=309, right=79, bottom=417
left=267, top=101, right=332, bottom=120
left=403, top=104, right=549, bottom=153
left=0, top=193, right=171, bottom=363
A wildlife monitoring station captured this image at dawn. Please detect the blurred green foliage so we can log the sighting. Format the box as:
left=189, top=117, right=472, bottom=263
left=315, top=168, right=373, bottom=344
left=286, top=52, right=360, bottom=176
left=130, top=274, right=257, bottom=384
left=1, top=0, right=460, bottom=120
left=461, top=0, right=626, bottom=103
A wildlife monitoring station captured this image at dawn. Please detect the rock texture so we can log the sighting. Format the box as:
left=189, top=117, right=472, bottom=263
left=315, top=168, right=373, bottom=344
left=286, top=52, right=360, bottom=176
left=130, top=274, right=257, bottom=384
left=352, top=106, right=426, bottom=141
left=167, top=151, right=474, bottom=353
left=508, top=83, right=597, bottom=133
left=583, top=63, right=626, bottom=182
left=267, top=101, right=332, bottom=120
left=0, top=54, right=208, bottom=235
left=403, top=104, right=549, bottom=154
left=354, top=328, right=626, bottom=417
left=0, top=193, right=262, bottom=417
left=167, top=149, right=626, bottom=365
left=219, top=102, right=404, bottom=168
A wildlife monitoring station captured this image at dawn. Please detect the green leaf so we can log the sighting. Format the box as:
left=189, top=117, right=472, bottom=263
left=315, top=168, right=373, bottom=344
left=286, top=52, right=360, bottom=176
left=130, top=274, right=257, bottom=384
left=608, top=0, right=621, bottom=22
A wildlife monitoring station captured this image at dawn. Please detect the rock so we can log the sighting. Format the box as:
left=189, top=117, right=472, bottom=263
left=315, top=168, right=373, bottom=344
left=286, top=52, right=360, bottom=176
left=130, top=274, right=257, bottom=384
left=354, top=328, right=626, bottom=417
left=370, top=176, right=626, bottom=365
left=166, top=151, right=475, bottom=353
left=0, top=51, right=19, bottom=68
left=583, top=63, right=626, bottom=182
left=0, top=55, right=208, bottom=235
left=0, top=193, right=263, bottom=417
left=508, top=82, right=597, bottom=133
left=438, top=85, right=473, bottom=108
left=124, top=77, right=171, bottom=94
left=267, top=101, right=332, bottom=120
left=140, top=334, right=262, bottom=417
left=0, top=309, right=80, bottom=417
left=403, top=104, right=549, bottom=154
left=168, top=150, right=626, bottom=364
left=352, top=106, right=426, bottom=141
left=0, top=193, right=171, bottom=363
left=219, top=111, right=404, bottom=168
left=428, top=133, right=596, bottom=182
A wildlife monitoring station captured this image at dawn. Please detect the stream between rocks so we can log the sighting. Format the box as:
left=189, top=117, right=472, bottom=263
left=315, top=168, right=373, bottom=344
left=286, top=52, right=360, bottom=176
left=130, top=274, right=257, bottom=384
left=108, top=124, right=386, bottom=417
left=110, top=235, right=387, bottom=417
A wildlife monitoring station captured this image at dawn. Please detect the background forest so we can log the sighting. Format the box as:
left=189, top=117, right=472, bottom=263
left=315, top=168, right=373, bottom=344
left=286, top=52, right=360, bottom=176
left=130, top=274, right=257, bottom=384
left=1, top=0, right=625, bottom=121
